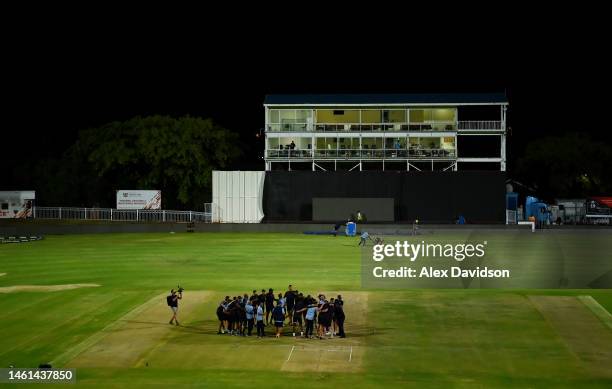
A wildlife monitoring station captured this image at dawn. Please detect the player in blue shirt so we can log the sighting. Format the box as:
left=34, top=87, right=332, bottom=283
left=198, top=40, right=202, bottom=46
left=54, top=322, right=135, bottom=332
left=255, top=301, right=265, bottom=338
left=296, top=303, right=318, bottom=338
left=358, top=231, right=372, bottom=246
left=244, top=298, right=255, bottom=336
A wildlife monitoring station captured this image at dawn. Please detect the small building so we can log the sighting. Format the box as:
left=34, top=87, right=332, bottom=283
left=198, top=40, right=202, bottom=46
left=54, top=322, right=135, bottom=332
left=263, top=93, right=508, bottom=172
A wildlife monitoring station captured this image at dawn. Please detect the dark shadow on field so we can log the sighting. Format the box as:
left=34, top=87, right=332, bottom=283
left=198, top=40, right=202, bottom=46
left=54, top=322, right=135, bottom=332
left=106, top=319, right=214, bottom=333
left=174, top=321, right=213, bottom=335
left=171, top=320, right=377, bottom=339
left=589, top=270, right=612, bottom=288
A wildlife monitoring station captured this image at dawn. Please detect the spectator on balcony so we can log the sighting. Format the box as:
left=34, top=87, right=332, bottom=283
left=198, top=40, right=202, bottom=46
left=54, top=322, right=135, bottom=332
left=290, top=141, right=296, bottom=150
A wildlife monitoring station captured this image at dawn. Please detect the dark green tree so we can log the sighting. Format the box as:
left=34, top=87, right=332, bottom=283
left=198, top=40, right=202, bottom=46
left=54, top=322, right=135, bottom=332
left=515, top=133, right=612, bottom=200
left=74, top=115, right=239, bottom=209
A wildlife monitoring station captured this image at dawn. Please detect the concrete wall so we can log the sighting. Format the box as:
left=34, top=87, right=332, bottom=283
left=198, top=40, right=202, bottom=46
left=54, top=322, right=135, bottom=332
left=3, top=220, right=607, bottom=236
left=0, top=221, right=191, bottom=236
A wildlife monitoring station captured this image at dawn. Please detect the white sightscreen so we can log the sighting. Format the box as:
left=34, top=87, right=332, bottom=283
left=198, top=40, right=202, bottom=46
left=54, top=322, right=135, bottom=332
left=212, top=171, right=265, bottom=223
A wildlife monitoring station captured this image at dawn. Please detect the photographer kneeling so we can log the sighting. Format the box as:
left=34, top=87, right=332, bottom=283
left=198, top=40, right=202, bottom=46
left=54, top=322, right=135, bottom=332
left=167, top=288, right=183, bottom=326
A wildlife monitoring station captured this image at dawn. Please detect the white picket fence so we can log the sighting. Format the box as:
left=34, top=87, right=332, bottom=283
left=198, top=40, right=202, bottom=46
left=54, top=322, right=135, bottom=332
left=32, top=205, right=214, bottom=223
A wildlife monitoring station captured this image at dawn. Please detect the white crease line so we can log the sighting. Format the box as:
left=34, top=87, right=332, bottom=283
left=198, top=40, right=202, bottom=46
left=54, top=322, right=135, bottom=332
left=51, top=291, right=207, bottom=366
left=349, top=346, right=353, bottom=362
left=286, top=345, right=295, bottom=362
left=51, top=296, right=160, bottom=366
left=578, top=295, right=612, bottom=331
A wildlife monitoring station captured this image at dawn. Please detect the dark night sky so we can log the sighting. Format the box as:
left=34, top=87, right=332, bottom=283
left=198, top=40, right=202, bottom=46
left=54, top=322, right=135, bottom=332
left=2, top=21, right=610, bottom=180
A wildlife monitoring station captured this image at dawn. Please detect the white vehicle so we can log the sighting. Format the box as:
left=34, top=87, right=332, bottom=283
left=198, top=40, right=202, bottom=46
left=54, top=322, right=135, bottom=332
left=0, top=191, right=35, bottom=218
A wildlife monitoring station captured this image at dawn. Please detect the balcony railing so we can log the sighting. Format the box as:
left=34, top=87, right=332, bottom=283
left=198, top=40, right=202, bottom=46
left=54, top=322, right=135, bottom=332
left=314, top=124, right=403, bottom=132
left=407, top=123, right=456, bottom=132
left=267, top=123, right=458, bottom=132
left=267, top=123, right=311, bottom=132
left=267, top=149, right=314, bottom=158
left=266, top=121, right=503, bottom=132
left=266, top=148, right=456, bottom=159
left=457, top=121, right=503, bottom=131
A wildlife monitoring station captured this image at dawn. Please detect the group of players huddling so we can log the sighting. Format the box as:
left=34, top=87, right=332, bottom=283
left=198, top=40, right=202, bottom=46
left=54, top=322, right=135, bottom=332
left=216, top=285, right=346, bottom=339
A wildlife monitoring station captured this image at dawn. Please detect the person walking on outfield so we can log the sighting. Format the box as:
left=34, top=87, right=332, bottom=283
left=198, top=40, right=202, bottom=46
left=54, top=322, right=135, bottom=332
left=358, top=231, right=372, bottom=246
left=255, top=301, right=265, bottom=338
left=166, top=289, right=182, bottom=326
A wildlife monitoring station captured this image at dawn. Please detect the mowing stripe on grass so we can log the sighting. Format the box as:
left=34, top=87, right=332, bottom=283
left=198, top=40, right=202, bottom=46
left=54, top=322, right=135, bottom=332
left=529, top=295, right=612, bottom=378
left=51, top=291, right=191, bottom=367
left=1, top=292, right=122, bottom=359
left=0, top=293, right=60, bottom=320
left=63, top=291, right=211, bottom=368
left=0, top=283, right=100, bottom=293
left=578, top=295, right=612, bottom=331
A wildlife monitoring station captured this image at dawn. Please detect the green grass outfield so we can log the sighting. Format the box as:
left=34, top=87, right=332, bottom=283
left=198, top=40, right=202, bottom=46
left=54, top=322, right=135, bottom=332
left=0, top=231, right=611, bottom=388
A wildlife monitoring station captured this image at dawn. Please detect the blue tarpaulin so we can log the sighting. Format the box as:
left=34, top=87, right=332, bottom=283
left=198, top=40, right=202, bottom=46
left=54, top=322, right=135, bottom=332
left=346, top=222, right=357, bottom=237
